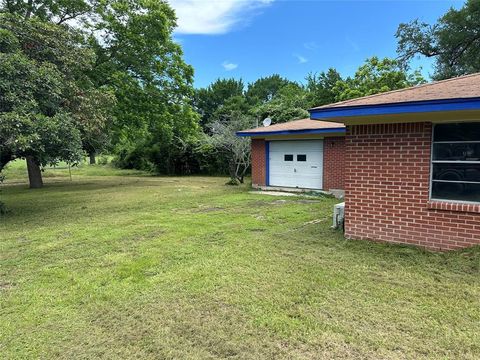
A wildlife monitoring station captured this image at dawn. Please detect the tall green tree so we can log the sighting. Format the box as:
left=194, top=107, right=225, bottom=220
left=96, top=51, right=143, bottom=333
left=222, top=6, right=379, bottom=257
left=251, top=84, right=309, bottom=124
left=2, top=0, right=198, bottom=173
left=0, top=0, right=92, bottom=23
left=194, top=78, right=245, bottom=129
left=396, top=0, right=480, bottom=80
left=305, top=69, right=343, bottom=107
left=333, top=57, right=425, bottom=101
left=210, top=96, right=251, bottom=123
left=0, top=14, right=113, bottom=188
left=245, top=74, right=295, bottom=104
left=86, top=0, right=198, bottom=172
left=1, top=0, right=117, bottom=165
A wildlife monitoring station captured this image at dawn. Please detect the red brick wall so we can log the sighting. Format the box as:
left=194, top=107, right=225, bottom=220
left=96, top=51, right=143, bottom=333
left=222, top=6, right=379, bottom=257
left=251, top=139, right=266, bottom=186
left=345, top=122, right=480, bottom=251
left=323, top=137, right=345, bottom=190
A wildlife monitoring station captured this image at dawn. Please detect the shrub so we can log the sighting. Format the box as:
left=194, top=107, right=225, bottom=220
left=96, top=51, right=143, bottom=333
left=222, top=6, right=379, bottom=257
left=113, top=144, right=156, bottom=173
left=225, top=178, right=239, bottom=186
left=97, top=155, right=110, bottom=165
left=113, top=135, right=232, bottom=176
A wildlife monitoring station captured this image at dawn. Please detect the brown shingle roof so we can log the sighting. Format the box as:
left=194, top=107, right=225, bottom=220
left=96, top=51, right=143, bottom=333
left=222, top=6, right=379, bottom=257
left=311, top=72, right=480, bottom=110
left=238, top=118, right=345, bottom=134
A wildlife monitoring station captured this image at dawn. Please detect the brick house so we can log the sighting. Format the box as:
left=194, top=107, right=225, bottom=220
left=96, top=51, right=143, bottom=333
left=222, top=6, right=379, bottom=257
left=309, top=73, right=480, bottom=250
left=237, top=118, right=346, bottom=192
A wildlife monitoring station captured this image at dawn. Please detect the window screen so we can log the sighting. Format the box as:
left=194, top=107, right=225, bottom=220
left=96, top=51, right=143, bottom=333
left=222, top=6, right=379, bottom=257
left=431, top=123, right=480, bottom=202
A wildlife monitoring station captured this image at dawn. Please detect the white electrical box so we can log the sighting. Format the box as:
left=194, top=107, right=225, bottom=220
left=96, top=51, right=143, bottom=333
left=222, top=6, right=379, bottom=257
left=332, top=202, right=345, bottom=229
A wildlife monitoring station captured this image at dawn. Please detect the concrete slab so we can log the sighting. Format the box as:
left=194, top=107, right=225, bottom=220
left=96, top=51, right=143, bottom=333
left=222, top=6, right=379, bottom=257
left=248, top=191, right=299, bottom=197
left=251, top=185, right=344, bottom=199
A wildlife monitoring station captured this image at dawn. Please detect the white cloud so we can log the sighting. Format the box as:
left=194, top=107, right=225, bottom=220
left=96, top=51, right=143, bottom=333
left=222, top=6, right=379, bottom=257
left=222, top=61, right=238, bottom=71
left=303, top=41, right=318, bottom=51
left=169, top=0, right=274, bottom=34
left=294, top=54, right=308, bottom=64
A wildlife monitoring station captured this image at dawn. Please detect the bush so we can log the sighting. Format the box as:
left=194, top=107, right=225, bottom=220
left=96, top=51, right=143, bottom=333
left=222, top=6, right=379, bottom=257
left=97, top=155, right=110, bottom=165
left=225, top=178, right=239, bottom=186
left=113, top=136, right=232, bottom=176
left=189, top=140, right=230, bottom=176
left=113, top=144, right=156, bottom=173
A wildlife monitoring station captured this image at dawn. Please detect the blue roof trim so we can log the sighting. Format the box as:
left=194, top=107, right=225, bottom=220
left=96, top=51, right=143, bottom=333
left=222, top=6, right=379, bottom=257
left=236, top=127, right=346, bottom=137
left=309, top=97, right=480, bottom=120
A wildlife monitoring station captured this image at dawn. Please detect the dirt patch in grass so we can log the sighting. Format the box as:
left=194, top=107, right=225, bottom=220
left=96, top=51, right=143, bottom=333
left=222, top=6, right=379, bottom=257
left=248, top=199, right=322, bottom=207
left=122, top=229, right=166, bottom=242
left=294, top=199, right=323, bottom=204
left=0, top=282, right=15, bottom=291
left=248, top=228, right=266, bottom=233
left=193, top=206, right=225, bottom=213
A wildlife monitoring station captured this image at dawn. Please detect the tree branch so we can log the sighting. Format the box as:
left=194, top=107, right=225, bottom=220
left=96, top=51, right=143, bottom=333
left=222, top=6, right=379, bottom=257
left=56, top=10, right=90, bottom=25
left=448, top=34, right=480, bottom=67
left=24, top=0, right=33, bottom=19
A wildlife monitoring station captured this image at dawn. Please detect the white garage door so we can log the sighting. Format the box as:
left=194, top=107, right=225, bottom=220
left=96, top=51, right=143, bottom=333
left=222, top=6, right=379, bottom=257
left=269, top=140, right=323, bottom=189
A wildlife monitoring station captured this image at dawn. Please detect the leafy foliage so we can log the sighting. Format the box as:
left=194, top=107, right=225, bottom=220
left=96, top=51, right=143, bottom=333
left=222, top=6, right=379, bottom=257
left=0, top=15, right=111, bottom=179
left=333, top=57, right=425, bottom=101
left=0, top=0, right=92, bottom=24
left=1, top=0, right=199, bottom=177
left=246, top=74, right=296, bottom=104
left=251, top=84, right=309, bottom=123
left=305, top=69, right=342, bottom=107
left=84, top=0, right=199, bottom=173
left=194, top=78, right=245, bottom=129
left=210, top=96, right=251, bottom=124
left=396, top=0, right=480, bottom=80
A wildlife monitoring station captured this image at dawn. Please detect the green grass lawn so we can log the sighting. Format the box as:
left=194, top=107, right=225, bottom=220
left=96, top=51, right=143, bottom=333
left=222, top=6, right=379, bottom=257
left=1, top=163, right=480, bottom=359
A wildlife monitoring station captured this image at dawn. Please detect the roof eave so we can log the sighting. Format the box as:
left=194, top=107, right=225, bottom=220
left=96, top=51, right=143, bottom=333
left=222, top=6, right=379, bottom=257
left=236, top=127, right=346, bottom=137
left=309, top=97, right=480, bottom=120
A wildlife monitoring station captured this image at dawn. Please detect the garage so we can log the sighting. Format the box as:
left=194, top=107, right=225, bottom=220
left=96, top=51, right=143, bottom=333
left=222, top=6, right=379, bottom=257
left=236, top=118, right=346, bottom=191
left=269, top=140, right=323, bottom=189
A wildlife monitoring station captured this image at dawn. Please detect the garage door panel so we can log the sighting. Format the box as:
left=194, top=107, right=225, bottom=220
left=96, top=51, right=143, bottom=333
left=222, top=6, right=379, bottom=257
left=268, top=140, right=323, bottom=189
left=271, top=140, right=322, bottom=152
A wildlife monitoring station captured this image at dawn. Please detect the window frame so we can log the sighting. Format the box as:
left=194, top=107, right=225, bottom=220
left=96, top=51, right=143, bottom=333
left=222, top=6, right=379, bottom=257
left=284, top=154, right=293, bottom=162
left=430, top=122, right=480, bottom=204
left=297, top=154, right=307, bottom=162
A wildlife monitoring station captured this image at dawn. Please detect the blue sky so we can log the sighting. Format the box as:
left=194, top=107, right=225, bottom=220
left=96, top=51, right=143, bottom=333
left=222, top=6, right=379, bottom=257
left=170, top=0, right=464, bottom=88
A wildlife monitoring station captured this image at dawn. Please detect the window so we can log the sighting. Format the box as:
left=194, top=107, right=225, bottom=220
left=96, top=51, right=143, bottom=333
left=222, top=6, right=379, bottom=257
left=431, top=123, right=480, bottom=202
left=284, top=154, right=293, bottom=161
left=297, top=154, right=307, bottom=162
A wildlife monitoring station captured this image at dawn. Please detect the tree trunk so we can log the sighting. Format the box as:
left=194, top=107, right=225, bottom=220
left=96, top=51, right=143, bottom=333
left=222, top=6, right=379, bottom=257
left=228, top=161, right=236, bottom=181
left=26, top=156, right=43, bottom=189
left=89, top=152, right=96, bottom=165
